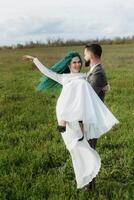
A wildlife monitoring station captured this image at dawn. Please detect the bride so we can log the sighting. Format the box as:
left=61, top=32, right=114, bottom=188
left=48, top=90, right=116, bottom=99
left=22, top=51, right=119, bottom=189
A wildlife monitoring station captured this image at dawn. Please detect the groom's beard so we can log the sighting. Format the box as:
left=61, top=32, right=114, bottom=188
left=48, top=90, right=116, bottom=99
left=85, top=59, right=90, bottom=67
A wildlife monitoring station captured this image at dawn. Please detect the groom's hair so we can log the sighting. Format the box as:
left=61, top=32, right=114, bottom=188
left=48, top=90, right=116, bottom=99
left=85, top=43, right=102, bottom=58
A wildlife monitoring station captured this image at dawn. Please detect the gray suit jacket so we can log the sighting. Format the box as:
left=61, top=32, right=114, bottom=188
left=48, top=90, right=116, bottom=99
left=86, top=64, right=107, bottom=102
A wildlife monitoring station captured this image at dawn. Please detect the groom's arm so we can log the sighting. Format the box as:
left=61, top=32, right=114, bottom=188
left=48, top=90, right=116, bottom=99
left=88, top=72, right=108, bottom=95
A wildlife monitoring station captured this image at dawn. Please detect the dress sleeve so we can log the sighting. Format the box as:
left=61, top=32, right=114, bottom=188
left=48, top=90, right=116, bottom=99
left=33, top=58, right=63, bottom=85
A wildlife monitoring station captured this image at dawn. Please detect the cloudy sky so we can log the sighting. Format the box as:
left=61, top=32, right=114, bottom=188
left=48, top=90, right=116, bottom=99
left=0, top=0, right=134, bottom=46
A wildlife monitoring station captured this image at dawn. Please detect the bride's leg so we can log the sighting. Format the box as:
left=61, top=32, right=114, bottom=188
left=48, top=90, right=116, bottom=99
left=79, top=121, right=84, bottom=132
left=57, top=120, right=84, bottom=141
left=78, top=121, right=84, bottom=141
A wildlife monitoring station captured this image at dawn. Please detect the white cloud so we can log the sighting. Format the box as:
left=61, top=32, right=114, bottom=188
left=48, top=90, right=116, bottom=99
left=0, top=0, right=134, bottom=45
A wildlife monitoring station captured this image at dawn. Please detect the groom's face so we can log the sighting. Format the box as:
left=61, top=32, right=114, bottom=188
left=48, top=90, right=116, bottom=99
left=84, top=48, right=91, bottom=67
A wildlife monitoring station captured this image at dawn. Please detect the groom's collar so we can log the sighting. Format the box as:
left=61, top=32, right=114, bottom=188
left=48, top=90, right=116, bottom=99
left=86, top=63, right=102, bottom=78
left=89, top=63, right=101, bottom=73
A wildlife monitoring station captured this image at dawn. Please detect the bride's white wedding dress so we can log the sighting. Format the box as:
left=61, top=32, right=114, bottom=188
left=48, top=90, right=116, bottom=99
left=33, top=58, right=119, bottom=188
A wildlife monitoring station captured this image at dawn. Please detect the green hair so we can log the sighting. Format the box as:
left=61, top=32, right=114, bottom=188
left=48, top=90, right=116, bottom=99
left=36, top=51, right=82, bottom=91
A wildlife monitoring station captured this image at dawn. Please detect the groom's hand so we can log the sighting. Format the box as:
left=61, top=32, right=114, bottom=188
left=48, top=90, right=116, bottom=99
left=102, top=84, right=110, bottom=92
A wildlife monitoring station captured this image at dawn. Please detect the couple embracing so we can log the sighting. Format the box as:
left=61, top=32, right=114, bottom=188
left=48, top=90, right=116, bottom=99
left=23, top=43, right=119, bottom=191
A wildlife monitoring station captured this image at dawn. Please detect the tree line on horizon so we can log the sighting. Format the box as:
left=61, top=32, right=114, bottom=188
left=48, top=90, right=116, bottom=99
left=1, top=35, right=134, bottom=50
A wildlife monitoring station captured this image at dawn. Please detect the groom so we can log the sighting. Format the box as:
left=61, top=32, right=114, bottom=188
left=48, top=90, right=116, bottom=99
left=84, top=43, right=109, bottom=189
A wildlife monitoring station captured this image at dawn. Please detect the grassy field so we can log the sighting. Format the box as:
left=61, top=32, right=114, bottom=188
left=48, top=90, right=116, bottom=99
left=0, top=44, right=134, bottom=200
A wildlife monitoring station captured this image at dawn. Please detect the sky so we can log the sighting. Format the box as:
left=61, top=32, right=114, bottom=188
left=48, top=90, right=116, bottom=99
left=0, top=0, right=134, bottom=46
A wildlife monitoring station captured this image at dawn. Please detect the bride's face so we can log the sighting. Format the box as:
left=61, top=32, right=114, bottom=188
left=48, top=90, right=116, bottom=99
left=69, top=57, right=82, bottom=73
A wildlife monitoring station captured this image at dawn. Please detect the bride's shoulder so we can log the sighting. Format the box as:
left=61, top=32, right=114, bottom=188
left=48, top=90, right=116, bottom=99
left=62, top=73, right=86, bottom=82
left=62, top=72, right=86, bottom=76
left=79, top=72, right=87, bottom=78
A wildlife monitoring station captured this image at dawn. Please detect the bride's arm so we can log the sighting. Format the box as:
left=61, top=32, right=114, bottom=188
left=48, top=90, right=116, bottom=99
left=23, top=55, right=63, bottom=85
left=33, top=58, right=63, bottom=84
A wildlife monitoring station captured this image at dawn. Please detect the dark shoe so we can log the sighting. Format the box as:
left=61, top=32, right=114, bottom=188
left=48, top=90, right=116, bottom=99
left=78, top=135, right=84, bottom=141
left=57, top=125, right=66, bottom=132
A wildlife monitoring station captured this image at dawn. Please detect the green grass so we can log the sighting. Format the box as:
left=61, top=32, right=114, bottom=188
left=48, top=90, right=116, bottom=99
left=0, top=44, right=134, bottom=200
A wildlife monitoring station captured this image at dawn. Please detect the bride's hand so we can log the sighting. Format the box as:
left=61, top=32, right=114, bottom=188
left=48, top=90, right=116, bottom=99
left=22, top=55, right=34, bottom=62
left=102, top=84, right=110, bottom=92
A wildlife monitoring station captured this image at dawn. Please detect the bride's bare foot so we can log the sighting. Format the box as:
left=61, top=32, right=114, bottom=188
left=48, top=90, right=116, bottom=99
left=58, top=120, right=66, bottom=126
